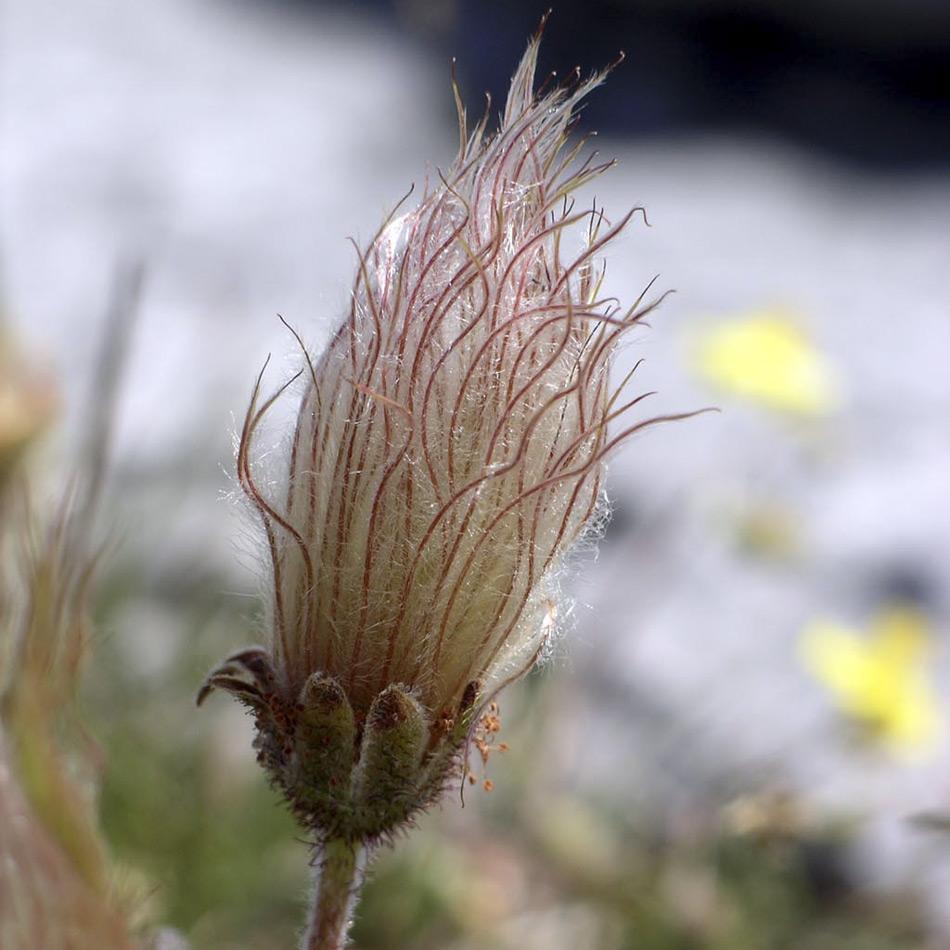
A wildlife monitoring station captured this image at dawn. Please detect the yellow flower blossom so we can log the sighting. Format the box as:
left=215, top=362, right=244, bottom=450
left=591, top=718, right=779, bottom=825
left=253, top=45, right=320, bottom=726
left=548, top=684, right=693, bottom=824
left=695, top=311, right=839, bottom=414
left=800, top=607, right=941, bottom=755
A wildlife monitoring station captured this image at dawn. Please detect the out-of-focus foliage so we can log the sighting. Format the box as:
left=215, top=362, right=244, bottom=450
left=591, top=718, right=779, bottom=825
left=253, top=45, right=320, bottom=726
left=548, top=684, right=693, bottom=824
left=0, top=332, right=138, bottom=949
left=91, top=571, right=304, bottom=947
left=352, top=791, right=926, bottom=950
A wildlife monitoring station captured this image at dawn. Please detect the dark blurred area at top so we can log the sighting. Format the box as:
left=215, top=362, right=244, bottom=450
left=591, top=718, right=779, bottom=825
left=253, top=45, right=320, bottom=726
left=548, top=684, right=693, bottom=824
left=241, top=0, right=950, bottom=172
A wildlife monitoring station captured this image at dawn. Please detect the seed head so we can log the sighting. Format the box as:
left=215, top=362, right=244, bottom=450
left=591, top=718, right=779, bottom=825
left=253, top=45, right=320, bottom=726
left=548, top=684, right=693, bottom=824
left=201, top=33, right=687, bottom=841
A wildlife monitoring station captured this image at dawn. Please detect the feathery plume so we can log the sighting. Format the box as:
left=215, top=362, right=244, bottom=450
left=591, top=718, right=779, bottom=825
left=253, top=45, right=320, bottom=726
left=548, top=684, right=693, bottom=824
left=201, top=27, right=693, bottom=948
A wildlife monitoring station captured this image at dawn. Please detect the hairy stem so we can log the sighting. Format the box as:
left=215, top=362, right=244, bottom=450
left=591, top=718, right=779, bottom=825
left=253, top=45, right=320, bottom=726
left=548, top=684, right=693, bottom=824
left=302, top=838, right=367, bottom=950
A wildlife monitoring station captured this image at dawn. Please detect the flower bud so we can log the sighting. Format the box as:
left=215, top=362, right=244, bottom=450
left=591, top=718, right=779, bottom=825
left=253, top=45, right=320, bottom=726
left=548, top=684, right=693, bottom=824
left=202, top=32, right=690, bottom=844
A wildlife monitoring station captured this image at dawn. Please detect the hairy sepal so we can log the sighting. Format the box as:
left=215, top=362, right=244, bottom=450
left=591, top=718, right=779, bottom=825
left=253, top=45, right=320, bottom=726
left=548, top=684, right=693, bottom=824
left=199, top=660, right=480, bottom=844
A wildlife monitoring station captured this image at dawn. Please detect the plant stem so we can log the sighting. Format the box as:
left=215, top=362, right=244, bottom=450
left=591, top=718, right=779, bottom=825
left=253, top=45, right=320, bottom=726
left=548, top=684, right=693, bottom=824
left=302, top=838, right=367, bottom=950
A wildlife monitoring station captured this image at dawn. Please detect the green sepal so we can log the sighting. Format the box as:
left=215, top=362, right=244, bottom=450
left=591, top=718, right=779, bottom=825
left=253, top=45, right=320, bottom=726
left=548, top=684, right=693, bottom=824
left=353, top=684, right=428, bottom=835
left=292, top=674, right=357, bottom=820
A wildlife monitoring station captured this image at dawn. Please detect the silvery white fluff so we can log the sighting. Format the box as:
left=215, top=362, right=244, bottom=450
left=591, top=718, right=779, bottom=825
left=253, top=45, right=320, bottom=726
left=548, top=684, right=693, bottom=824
left=200, top=31, right=688, bottom=842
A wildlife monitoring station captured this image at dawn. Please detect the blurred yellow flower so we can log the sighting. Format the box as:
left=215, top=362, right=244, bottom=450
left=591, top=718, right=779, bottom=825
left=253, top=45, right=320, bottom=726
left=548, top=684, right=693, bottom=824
left=695, top=311, right=839, bottom=414
left=800, top=607, right=941, bottom=754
